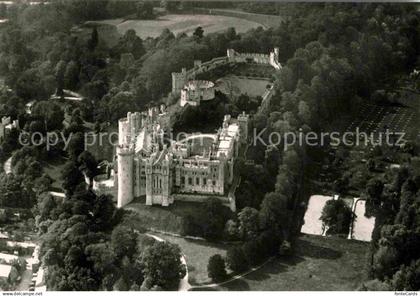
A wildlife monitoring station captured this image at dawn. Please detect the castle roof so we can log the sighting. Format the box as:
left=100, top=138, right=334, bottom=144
left=153, top=149, right=168, bottom=166
left=215, top=123, right=239, bottom=158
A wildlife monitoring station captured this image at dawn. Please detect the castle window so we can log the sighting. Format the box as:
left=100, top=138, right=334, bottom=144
left=212, top=180, right=216, bottom=186
left=203, top=178, right=207, bottom=186
left=181, top=177, right=185, bottom=185
left=188, top=177, right=192, bottom=185
left=196, top=177, right=199, bottom=185
left=159, top=179, right=162, bottom=188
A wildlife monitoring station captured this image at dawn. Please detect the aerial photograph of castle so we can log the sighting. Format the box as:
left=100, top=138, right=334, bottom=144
left=0, top=0, right=419, bottom=293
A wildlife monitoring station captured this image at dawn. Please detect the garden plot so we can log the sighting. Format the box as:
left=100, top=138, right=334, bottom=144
left=216, top=75, right=271, bottom=97
left=350, top=199, right=375, bottom=242
left=345, top=103, right=416, bottom=139
left=301, top=195, right=334, bottom=236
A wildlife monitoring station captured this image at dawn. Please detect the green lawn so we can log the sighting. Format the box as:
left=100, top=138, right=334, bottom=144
left=124, top=197, right=232, bottom=235
left=95, top=14, right=263, bottom=39
left=123, top=201, right=233, bottom=285
left=154, top=233, right=230, bottom=286
left=195, top=234, right=369, bottom=291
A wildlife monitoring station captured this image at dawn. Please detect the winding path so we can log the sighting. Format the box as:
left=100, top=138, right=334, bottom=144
left=191, top=257, right=274, bottom=289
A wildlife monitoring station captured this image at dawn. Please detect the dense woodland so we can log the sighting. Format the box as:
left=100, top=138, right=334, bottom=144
left=0, top=1, right=419, bottom=291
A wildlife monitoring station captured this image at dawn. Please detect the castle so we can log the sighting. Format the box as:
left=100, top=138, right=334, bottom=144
left=92, top=48, right=282, bottom=209
left=172, top=48, right=281, bottom=106
left=93, top=108, right=249, bottom=210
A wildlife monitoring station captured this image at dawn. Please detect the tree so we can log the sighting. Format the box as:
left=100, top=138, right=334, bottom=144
left=88, top=28, right=99, bottom=51
left=226, top=246, right=248, bottom=273
left=359, top=279, right=391, bottom=291
left=193, top=26, right=204, bottom=39
left=55, top=60, right=67, bottom=97
left=140, top=241, right=186, bottom=290
left=78, top=151, right=97, bottom=179
left=67, top=132, right=85, bottom=160
left=64, top=60, right=79, bottom=90
left=92, top=194, right=117, bottom=232
left=61, top=161, right=84, bottom=195
left=237, top=207, right=260, bottom=240
left=15, top=69, right=46, bottom=100
left=113, top=29, right=145, bottom=60
left=373, top=245, right=400, bottom=280
left=298, top=100, right=311, bottom=124
left=320, top=199, right=352, bottom=235
left=160, top=0, right=178, bottom=12
left=0, top=3, right=6, bottom=19
left=207, top=254, right=227, bottom=282
left=279, top=240, right=292, bottom=256
left=110, top=226, right=138, bottom=260
left=38, top=192, right=56, bottom=221
left=259, top=192, right=288, bottom=233
left=32, top=101, right=64, bottom=132
left=391, top=259, right=420, bottom=291
left=85, top=242, right=117, bottom=277
left=107, top=0, right=136, bottom=18
left=136, top=1, right=155, bottom=19
left=241, top=240, right=263, bottom=266
left=202, top=198, right=229, bottom=240
left=366, top=178, right=384, bottom=215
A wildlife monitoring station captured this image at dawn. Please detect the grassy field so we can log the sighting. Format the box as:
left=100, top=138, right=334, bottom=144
left=190, top=8, right=284, bottom=28
left=199, top=234, right=369, bottom=291
left=216, top=75, right=271, bottom=98
left=154, top=233, right=230, bottom=286
left=96, top=14, right=263, bottom=39
left=124, top=197, right=232, bottom=235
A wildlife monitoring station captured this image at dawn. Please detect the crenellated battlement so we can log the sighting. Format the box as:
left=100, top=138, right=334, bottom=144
left=117, top=145, right=134, bottom=155
left=180, top=80, right=216, bottom=107
left=171, top=48, right=282, bottom=101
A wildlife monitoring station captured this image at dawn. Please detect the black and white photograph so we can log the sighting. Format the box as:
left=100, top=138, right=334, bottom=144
left=0, top=0, right=419, bottom=293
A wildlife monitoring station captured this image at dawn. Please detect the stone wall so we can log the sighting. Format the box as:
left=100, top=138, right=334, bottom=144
left=171, top=48, right=281, bottom=99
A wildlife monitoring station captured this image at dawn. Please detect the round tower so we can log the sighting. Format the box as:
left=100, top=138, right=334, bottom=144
left=117, top=145, right=134, bottom=208
left=118, top=117, right=129, bottom=146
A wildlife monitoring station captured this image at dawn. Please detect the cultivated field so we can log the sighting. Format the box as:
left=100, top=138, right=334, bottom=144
left=345, top=102, right=417, bottom=139
left=96, top=14, right=263, bottom=39
left=204, top=234, right=369, bottom=291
